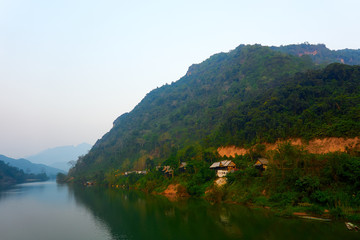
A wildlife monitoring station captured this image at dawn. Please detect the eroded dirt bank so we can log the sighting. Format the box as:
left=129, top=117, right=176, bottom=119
left=218, top=137, right=360, bottom=157
left=160, top=184, right=189, bottom=200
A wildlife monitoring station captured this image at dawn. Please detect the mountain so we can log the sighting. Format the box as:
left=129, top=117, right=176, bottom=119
left=26, top=143, right=92, bottom=172
left=49, top=162, right=71, bottom=172
left=0, top=155, right=65, bottom=178
left=69, top=43, right=360, bottom=179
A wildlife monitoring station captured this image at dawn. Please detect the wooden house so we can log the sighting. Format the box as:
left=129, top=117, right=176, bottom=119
left=162, top=165, right=173, bottom=177
left=254, top=158, right=268, bottom=170
left=124, top=170, right=147, bottom=175
left=209, top=160, right=236, bottom=178
left=179, top=162, right=187, bottom=172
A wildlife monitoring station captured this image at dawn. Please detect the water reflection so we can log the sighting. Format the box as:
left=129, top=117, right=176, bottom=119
left=68, top=185, right=359, bottom=240
left=0, top=182, right=113, bottom=240
left=0, top=182, right=358, bottom=240
left=0, top=181, right=48, bottom=201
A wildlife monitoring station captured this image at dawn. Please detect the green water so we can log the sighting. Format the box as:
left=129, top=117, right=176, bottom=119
left=0, top=181, right=358, bottom=240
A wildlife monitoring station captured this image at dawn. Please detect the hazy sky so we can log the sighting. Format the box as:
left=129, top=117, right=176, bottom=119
left=0, top=0, right=359, bottom=158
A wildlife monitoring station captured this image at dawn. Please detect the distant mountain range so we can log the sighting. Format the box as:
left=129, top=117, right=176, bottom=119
left=26, top=143, right=92, bottom=172
left=0, top=155, right=65, bottom=178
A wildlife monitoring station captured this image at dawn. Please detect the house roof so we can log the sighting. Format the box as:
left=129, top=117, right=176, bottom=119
left=254, top=158, right=269, bottom=167
left=210, top=160, right=235, bottom=169
left=257, top=158, right=268, bottom=164
left=179, top=162, right=187, bottom=168
left=162, top=165, right=173, bottom=173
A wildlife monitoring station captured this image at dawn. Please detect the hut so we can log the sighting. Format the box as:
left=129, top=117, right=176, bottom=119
left=254, top=158, right=269, bottom=170
left=209, top=160, right=236, bottom=177
left=162, top=166, right=173, bottom=177
left=179, top=162, right=187, bottom=173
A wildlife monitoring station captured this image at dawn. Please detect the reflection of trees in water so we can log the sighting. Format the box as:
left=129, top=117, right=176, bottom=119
left=0, top=182, right=48, bottom=202
left=67, top=186, right=246, bottom=240
left=67, top=186, right=356, bottom=240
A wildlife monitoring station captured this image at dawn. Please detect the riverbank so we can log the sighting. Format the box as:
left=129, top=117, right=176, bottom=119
left=66, top=142, right=360, bottom=222
left=73, top=178, right=360, bottom=226
left=76, top=174, right=360, bottom=224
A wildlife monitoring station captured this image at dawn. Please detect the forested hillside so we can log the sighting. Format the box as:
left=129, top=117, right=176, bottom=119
left=212, top=63, right=360, bottom=146
left=0, top=160, right=48, bottom=186
left=69, top=44, right=360, bottom=179
left=70, top=44, right=314, bottom=177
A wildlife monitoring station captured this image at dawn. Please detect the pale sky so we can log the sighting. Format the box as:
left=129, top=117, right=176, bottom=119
left=0, top=0, right=359, bottom=158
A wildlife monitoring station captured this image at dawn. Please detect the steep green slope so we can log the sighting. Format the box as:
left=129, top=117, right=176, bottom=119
left=70, top=45, right=315, bottom=177
left=212, top=63, right=360, bottom=146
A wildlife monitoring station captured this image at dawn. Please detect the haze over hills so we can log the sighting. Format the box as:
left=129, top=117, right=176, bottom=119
left=26, top=143, right=92, bottom=172
left=0, top=155, right=65, bottom=178
left=68, top=43, right=360, bottom=179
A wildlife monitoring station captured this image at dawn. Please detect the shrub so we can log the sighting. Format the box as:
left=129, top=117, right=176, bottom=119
left=187, top=184, right=204, bottom=196
left=308, top=204, right=324, bottom=215
left=330, top=207, right=344, bottom=219
left=310, top=190, right=331, bottom=205
left=226, top=170, right=243, bottom=184
left=254, top=196, right=269, bottom=206
left=205, top=186, right=225, bottom=203
left=269, top=192, right=298, bottom=207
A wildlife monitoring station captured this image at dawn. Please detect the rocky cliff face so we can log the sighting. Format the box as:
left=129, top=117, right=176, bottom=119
left=271, top=43, right=360, bottom=65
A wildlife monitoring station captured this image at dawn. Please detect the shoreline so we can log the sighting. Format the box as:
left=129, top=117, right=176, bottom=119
left=76, top=181, right=359, bottom=224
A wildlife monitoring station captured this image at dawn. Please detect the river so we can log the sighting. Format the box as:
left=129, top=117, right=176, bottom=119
left=0, top=181, right=357, bottom=240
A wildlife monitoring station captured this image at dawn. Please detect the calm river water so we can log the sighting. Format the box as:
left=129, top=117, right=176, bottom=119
left=0, top=181, right=358, bottom=240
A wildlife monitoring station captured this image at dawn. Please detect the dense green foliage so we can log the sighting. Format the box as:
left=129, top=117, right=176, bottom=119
left=0, top=160, right=48, bottom=186
left=103, top=144, right=219, bottom=197
left=212, top=63, right=360, bottom=146
left=220, top=144, right=360, bottom=220
left=94, top=142, right=360, bottom=220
